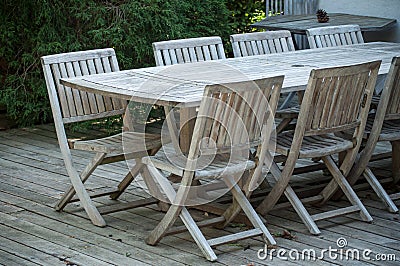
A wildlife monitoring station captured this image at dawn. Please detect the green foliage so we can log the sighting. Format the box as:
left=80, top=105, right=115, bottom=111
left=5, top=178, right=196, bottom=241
left=0, top=0, right=232, bottom=126
left=1, top=0, right=265, bottom=128
left=227, top=0, right=266, bottom=34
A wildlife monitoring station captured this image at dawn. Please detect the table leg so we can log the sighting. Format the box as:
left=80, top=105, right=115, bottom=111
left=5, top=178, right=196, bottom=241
left=179, top=107, right=197, bottom=154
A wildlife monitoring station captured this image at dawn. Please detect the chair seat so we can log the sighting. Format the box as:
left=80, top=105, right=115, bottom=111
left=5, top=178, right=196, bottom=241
left=364, top=117, right=400, bottom=142
left=276, top=105, right=300, bottom=119
left=142, top=150, right=255, bottom=179
left=276, top=132, right=354, bottom=158
left=371, top=95, right=381, bottom=107
left=71, top=132, right=162, bottom=154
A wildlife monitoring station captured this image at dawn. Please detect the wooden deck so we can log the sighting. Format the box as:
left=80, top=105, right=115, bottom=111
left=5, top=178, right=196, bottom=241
left=0, top=124, right=399, bottom=265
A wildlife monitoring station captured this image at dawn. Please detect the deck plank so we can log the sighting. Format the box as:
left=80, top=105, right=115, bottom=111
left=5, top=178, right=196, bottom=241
left=268, top=208, right=399, bottom=265
left=0, top=124, right=399, bottom=265
left=0, top=224, right=113, bottom=266
left=0, top=180, right=223, bottom=265
left=0, top=248, right=39, bottom=266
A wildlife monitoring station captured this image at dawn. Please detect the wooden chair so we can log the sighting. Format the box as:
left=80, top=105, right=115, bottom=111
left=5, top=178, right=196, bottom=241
left=278, top=25, right=365, bottom=132
left=306, top=24, right=386, bottom=104
left=41, top=48, right=162, bottom=227
left=230, top=30, right=295, bottom=57
left=329, top=56, right=400, bottom=213
left=256, top=61, right=381, bottom=235
left=152, top=36, right=226, bottom=151
left=306, top=24, right=364, bottom=49
left=152, top=36, right=225, bottom=66
left=141, top=76, right=284, bottom=261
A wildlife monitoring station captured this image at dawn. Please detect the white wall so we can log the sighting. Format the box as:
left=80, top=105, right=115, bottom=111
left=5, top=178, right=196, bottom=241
left=319, top=0, right=399, bottom=42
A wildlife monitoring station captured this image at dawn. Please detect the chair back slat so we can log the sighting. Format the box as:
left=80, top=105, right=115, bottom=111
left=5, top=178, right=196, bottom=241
left=187, top=76, right=283, bottom=160
left=385, top=57, right=400, bottom=120
left=41, top=48, right=127, bottom=124
left=230, top=31, right=295, bottom=58
left=153, top=37, right=226, bottom=66
left=76, top=59, right=100, bottom=114
left=307, top=25, right=364, bottom=49
left=71, top=61, right=90, bottom=114
left=300, top=61, right=381, bottom=136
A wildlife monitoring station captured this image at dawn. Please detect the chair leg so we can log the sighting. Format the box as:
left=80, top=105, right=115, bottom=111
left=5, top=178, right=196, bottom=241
left=220, top=199, right=242, bottom=228
left=391, top=140, right=400, bottom=184
left=283, top=186, right=321, bottom=235
left=322, top=156, right=373, bottom=222
left=180, top=207, right=218, bottom=261
left=256, top=162, right=291, bottom=215
left=109, top=160, right=142, bottom=200
left=363, top=168, right=398, bottom=213
left=146, top=204, right=183, bottom=245
left=111, top=146, right=162, bottom=200
left=220, top=170, right=254, bottom=227
left=278, top=92, right=296, bottom=110
left=276, top=118, right=293, bottom=133
left=263, top=161, right=321, bottom=235
left=142, top=165, right=169, bottom=210
left=62, top=156, right=106, bottom=227
left=75, top=183, right=106, bottom=227
left=145, top=166, right=186, bottom=245
left=145, top=166, right=218, bottom=261
left=55, top=152, right=106, bottom=211
left=224, top=176, right=276, bottom=245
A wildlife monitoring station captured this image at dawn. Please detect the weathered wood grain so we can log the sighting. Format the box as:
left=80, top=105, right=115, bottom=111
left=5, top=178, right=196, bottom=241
left=61, top=42, right=400, bottom=107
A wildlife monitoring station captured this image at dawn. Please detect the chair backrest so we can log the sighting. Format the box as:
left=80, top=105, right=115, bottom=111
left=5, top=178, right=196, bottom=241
left=230, top=30, right=295, bottom=57
left=186, top=76, right=283, bottom=164
left=346, top=57, right=399, bottom=180
left=41, top=48, right=127, bottom=124
left=298, top=60, right=380, bottom=137
left=306, top=24, right=364, bottom=49
left=152, top=36, right=226, bottom=66
left=383, top=57, right=400, bottom=120
left=287, top=61, right=380, bottom=174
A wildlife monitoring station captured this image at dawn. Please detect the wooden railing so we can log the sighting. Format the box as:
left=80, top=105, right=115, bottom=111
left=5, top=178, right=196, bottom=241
left=266, top=0, right=319, bottom=49
left=266, top=0, right=318, bottom=16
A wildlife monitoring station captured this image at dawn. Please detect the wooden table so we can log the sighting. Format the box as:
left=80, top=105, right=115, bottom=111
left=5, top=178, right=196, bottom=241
left=251, top=13, right=397, bottom=35
left=61, top=42, right=400, bottom=152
